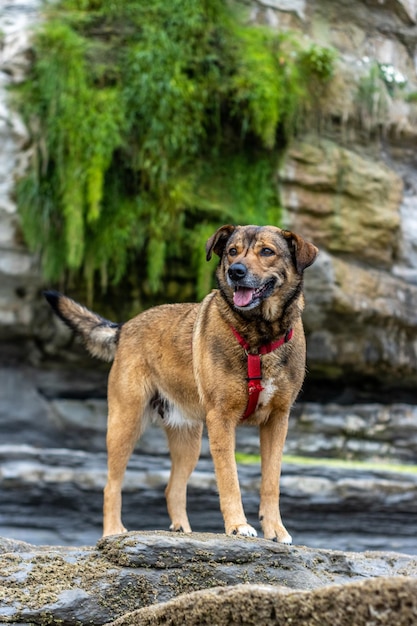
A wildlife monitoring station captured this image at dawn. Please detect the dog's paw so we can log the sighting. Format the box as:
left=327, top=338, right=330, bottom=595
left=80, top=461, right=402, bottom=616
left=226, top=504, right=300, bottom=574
left=266, top=528, right=292, bottom=544
left=169, top=522, right=192, bottom=533
left=228, top=524, right=258, bottom=538
left=102, top=525, right=127, bottom=537
left=261, top=519, right=292, bottom=544
left=272, top=532, right=292, bottom=544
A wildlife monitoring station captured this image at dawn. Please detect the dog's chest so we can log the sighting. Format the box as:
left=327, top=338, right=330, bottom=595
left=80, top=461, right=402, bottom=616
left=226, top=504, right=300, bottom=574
left=257, top=378, right=277, bottom=408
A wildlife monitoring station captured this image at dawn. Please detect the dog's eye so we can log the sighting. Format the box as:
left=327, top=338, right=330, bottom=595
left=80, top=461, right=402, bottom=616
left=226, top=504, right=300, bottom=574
left=228, top=247, right=238, bottom=257
left=260, top=247, right=275, bottom=257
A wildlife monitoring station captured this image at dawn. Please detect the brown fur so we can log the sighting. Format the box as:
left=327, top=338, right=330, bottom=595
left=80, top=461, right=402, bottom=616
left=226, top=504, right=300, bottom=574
left=45, top=224, right=318, bottom=542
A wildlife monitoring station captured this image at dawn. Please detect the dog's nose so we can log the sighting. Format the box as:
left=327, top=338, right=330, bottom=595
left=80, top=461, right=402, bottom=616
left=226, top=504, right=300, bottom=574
left=228, top=263, right=247, bottom=282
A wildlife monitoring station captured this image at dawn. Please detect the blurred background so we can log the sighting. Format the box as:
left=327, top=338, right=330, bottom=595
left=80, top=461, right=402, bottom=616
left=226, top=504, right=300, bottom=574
left=0, top=0, right=416, bottom=552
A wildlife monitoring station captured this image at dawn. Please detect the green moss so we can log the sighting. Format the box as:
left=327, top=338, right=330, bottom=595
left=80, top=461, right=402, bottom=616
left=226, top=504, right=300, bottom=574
left=235, top=451, right=417, bottom=474
left=405, top=91, right=417, bottom=103
left=299, top=43, right=336, bottom=82
left=14, top=0, right=336, bottom=301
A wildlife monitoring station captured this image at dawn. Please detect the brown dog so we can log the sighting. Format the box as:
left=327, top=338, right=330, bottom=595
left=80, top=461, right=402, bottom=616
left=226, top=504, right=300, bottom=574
left=45, top=224, right=318, bottom=543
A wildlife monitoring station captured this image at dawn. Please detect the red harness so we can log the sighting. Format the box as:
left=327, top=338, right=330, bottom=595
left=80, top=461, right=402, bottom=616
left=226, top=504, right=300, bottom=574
left=230, top=326, right=293, bottom=420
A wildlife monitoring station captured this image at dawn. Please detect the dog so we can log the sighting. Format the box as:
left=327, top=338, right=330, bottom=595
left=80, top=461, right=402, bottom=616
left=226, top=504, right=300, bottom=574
left=45, top=224, right=318, bottom=543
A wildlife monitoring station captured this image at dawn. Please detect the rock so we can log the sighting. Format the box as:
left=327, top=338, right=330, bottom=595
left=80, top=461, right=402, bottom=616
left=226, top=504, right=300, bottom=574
left=0, top=532, right=416, bottom=625
left=0, top=0, right=43, bottom=340
left=395, top=191, right=417, bottom=277
left=0, top=443, right=416, bottom=553
left=301, top=250, right=417, bottom=386
left=1, top=369, right=416, bottom=553
left=1, top=366, right=417, bottom=553
left=286, top=402, right=417, bottom=463
left=255, top=0, right=306, bottom=21
left=0, top=367, right=66, bottom=448
left=0, top=0, right=417, bottom=597
left=109, top=578, right=417, bottom=626
left=279, top=139, right=403, bottom=267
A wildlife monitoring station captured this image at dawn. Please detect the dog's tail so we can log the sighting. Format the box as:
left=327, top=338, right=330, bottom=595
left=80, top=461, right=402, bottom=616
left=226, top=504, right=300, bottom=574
left=44, top=290, right=121, bottom=362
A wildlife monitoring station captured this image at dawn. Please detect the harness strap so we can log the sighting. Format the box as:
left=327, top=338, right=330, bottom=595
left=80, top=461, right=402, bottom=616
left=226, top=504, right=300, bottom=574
left=230, top=326, right=293, bottom=420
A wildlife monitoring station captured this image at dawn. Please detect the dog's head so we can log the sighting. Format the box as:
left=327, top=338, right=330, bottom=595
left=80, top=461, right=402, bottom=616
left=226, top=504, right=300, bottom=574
left=206, top=224, right=318, bottom=319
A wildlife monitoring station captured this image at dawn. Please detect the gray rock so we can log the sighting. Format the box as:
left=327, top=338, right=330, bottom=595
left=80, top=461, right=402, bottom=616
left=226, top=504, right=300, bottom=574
left=3, top=364, right=417, bottom=464
left=0, top=444, right=416, bottom=553
left=0, top=0, right=43, bottom=339
left=286, top=402, right=417, bottom=463
left=0, top=532, right=416, bottom=625
left=109, top=578, right=417, bottom=626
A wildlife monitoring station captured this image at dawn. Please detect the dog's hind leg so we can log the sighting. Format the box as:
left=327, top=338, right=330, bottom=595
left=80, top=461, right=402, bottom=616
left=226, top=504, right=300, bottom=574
left=164, top=423, right=203, bottom=533
left=103, top=407, right=143, bottom=536
left=103, top=366, right=147, bottom=537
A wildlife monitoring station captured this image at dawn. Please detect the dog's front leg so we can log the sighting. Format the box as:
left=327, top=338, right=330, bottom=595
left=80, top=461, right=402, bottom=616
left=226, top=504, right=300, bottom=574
left=206, top=410, right=257, bottom=537
left=259, top=411, right=292, bottom=544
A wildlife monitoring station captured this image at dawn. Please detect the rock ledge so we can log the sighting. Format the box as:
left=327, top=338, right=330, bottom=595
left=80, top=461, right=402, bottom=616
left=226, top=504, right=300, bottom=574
left=110, top=578, right=417, bottom=626
left=0, top=532, right=416, bottom=625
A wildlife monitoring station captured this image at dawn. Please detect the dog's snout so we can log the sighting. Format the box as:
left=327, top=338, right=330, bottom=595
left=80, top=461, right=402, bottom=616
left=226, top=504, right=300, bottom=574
left=228, top=263, right=247, bottom=282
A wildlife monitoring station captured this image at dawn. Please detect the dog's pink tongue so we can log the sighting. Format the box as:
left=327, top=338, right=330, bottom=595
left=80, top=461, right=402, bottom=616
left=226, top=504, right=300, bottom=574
left=233, top=287, right=254, bottom=307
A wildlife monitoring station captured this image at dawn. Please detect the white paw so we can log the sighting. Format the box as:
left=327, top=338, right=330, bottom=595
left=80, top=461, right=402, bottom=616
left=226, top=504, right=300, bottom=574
left=102, top=526, right=127, bottom=538
left=229, top=524, right=258, bottom=538
left=262, top=523, right=292, bottom=544
left=269, top=530, right=292, bottom=544
left=169, top=523, right=191, bottom=533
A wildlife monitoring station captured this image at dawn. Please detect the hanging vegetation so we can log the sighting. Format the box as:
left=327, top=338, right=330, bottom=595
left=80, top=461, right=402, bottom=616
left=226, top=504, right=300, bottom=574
left=14, top=0, right=335, bottom=302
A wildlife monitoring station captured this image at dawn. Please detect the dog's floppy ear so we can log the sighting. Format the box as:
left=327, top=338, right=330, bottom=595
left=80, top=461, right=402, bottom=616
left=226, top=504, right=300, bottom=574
left=206, top=224, right=236, bottom=261
left=281, top=230, right=318, bottom=273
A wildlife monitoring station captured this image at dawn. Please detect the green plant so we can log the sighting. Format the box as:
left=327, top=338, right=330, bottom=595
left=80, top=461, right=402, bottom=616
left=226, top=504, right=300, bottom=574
left=299, top=43, right=336, bottom=82
left=355, top=61, right=390, bottom=130
left=405, top=91, right=417, bottom=103
left=14, top=0, right=336, bottom=301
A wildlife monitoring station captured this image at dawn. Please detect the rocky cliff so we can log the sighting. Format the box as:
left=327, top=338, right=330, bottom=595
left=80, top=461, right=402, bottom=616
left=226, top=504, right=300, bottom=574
left=0, top=0, right=42, bottom=347
left=1, top=0, right=417, bottom=397
left=273, top=0, right=417, bottom=393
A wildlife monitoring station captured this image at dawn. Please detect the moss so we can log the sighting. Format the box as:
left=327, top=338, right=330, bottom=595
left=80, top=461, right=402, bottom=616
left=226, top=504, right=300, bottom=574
left=14, top=0, right=336, bottom=302
left=235, top=451, right=417, bottom=474
left=405, top=91, right=417, bottom=103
